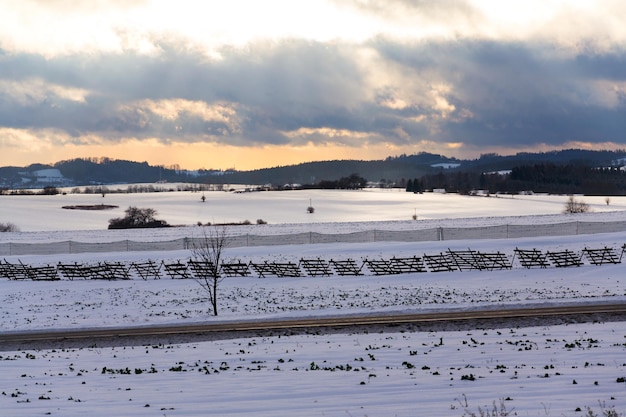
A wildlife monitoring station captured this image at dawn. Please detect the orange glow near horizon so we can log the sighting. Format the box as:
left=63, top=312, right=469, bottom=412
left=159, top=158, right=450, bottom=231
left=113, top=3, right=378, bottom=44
left=3, top=138, right=626, bottom=172
left=76, top=141, right=433, bottom=170
left=1, top=139, right=443, bottom=170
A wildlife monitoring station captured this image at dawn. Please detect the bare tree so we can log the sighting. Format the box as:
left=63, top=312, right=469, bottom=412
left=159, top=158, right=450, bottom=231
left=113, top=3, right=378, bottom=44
left=190, top=226, right=229, bottom=316
left=0, top=222, right=19, bottom=232
left=563, top=195, right=590, bottom=214
left=108, top=206, right=168, bottom=229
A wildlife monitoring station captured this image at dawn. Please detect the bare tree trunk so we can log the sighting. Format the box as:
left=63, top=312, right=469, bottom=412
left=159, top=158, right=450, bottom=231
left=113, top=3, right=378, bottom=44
left=190, top=226, right=229, bottom=316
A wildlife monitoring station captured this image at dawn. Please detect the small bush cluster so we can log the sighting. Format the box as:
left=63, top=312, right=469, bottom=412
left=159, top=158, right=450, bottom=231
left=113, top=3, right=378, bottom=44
left=563, top=196, right=591, bottom=214
left=0, top=222, right=19, bottom=232
left=108, top=206, right=169, bottom=229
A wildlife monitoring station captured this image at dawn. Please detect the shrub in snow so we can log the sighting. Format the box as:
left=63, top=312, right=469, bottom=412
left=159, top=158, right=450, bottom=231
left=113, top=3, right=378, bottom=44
left=563, top=196, right=590, bottom=214
left=108, top=206, right=169, bottom=229
left=0, top=222, right=19, bottom=232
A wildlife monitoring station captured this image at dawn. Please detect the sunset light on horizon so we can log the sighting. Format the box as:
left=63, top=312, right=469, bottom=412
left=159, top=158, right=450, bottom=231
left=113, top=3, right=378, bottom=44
left=1, top=0, right=626, bottom=170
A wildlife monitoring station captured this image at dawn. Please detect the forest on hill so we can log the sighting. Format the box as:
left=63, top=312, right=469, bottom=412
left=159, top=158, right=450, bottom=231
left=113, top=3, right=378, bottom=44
left=1, top=149, right=626, bottom=195
left=409, top=163, right=626, bottom=195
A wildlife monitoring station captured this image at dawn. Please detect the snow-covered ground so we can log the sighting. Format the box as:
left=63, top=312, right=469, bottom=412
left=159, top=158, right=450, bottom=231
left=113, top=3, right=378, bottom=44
left=1, top=188, right=625, bottom=232
left=1, top=191, right=626, bottom=416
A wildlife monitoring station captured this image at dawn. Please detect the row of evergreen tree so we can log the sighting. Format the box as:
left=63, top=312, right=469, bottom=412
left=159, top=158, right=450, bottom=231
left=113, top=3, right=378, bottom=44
left=311, top=173, right=368, bottom=190
left=404, top=163, right=626, bottom=195
left=2, top=150, right=626, bottom=194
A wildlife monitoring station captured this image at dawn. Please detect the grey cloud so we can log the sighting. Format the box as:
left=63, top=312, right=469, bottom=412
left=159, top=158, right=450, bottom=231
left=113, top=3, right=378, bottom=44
left=373, top=39, right=626, bottom=147
left=0, top=40, right=371, bottom=144
left=1, top=36, right=626, bottom=151
left=574, top=53, right=626, bottom=81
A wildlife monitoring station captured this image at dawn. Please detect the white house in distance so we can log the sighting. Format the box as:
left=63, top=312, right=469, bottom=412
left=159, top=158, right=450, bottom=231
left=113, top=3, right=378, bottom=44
left=16, top=168, right=69, bottom=187
left=431, top=162, right=461, bottom=169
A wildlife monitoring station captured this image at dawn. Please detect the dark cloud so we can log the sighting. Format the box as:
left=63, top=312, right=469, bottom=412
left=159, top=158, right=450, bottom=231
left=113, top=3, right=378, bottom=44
left=374, top=39, right=626, bottom=146
left=574, top=53, right=626, bottom=81
left=0, top=40, right=370, bottom=144
left=1, top=36, right=626, bottom=151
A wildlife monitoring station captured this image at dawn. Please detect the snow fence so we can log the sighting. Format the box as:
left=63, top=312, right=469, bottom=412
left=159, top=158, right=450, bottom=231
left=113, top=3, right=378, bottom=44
left=2, top=219, right=626, bottom=256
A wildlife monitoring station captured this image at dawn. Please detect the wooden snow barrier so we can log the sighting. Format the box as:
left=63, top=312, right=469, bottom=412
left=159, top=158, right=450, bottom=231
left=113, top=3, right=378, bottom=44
left=363, top=259, right=397, bottom=275
left=58, top=262, right=131, bottom=280
left=9, top=241, right=626, bottom=283
left=250, top=261, right=303, bottom=278
left=545, top=250, right=583, bottom=268
left=513, top=248, right=550, bottom=269
left=88, top=263, right=114, bottom=280
left=188, top=260, right=217, bottom=279
left=0, top=259, right=58, bottom=280
left=249, top=262, right=276, bottom=278
left=423, top=253, right=457, bottom=272
left=58, top=262, right=93, bottom=280
left=329, top=259, right=364, bottom=276
left=21, top=262, right=60, bottom=281
left=299, top=258, right=333, bottom=276
left=582, top=247, right=623, bottom=265
left=98, top=261, right=131, bottom=280
left=270, top=262, right=303, bottom=277
left=0, top=259, right=30, bottom=280
left=388, top=256, right=427, bottom=274
left=220, top=261, right=251, bottom=277
left=447, top=249, right=486, bottom=271
left=131, top=260, right=162, bottom=280
left=363, top=257, right=428, bottom=275
left=0, top=261, right=9, bottom=279
left=162, top=260, right=191, bottom=279
left=477, top=252, right=513, bottom=270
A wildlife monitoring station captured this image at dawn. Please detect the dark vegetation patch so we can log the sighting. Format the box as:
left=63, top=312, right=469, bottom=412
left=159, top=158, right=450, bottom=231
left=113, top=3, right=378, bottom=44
left=62, top=204, right=119, bottom=210
left=108, top=206, right=170, bottom=229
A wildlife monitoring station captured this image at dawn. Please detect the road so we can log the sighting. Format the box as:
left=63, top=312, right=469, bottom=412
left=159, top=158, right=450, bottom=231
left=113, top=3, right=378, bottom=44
left=1, top=302, right=625, bottom=345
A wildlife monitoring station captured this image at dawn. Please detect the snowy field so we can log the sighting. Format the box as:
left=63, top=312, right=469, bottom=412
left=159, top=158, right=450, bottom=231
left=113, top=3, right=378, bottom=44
left=1, top=187, right=626, bottom=233
left=1, top=190, right=626, bottom=416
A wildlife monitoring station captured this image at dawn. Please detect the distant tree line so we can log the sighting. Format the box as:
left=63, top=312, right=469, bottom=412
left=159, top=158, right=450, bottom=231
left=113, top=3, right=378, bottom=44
left=3, top=150, right=626, bottom=194
left=405, top=178, right=423, bottom=193
left=314, top=173, right=368, bottom=190
left=55, top=158, right=182, bottom=184
left=508, top=163, right=626, bottom=195
left=409, top=163, right=626, bottom=195
left=73, top=183, right=215, bottom=194
left=0, top=186, right=61, bottom=195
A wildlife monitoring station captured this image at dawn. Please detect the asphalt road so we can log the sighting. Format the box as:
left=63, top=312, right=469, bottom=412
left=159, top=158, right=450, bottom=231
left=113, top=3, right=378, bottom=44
left=2, top=302, right=625, bottom=345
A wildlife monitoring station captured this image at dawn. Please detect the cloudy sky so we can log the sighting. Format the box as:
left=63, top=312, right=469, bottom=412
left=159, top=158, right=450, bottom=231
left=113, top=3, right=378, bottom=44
left=1, top=0, right=625, bottom=170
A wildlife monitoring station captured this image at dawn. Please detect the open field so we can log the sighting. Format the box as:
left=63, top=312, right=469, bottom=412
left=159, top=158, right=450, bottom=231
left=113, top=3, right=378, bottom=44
left=1, top=191, right=626, bottom=416
left=2, top=188, right=626, bottom=232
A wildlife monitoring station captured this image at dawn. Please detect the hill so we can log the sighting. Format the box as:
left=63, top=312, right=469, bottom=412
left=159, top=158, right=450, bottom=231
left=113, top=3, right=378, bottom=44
left=1, top=149, right=626, bottom=195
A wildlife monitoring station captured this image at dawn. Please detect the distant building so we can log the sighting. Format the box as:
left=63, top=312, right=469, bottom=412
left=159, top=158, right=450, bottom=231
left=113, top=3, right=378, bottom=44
left=431, top=163, right=461, bottom=169
left=34, top=169, right=66, bottom=184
